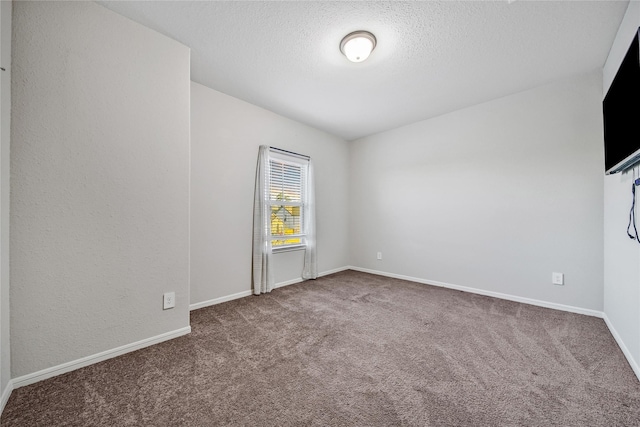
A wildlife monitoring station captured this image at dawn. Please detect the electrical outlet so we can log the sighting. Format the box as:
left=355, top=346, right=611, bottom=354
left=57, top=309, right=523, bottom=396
left=552, top=272, right=564, bottom=286
left=377, top=252, right=382, bottom=260
left=163, top=292, right=175, bottom=310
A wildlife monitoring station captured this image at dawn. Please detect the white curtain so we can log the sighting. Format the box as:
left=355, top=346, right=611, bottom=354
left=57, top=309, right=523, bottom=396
left=252, top=145, right=274, bottom=294
left=302, top=159, right=318, bottom=279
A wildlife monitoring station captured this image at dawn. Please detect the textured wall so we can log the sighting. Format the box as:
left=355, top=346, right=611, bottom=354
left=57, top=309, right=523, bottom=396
left=11, top=1, right=190, bottom=377
left=0, top=0, right=11, bottom=402
left=603, top=0, right=640, bottom=375
left=190, top=82, right=349, bottom=305
left=349, top=71, right=604, bottom=311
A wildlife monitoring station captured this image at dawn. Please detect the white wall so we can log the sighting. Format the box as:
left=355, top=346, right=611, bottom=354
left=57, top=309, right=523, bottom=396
left=10, top=1, right=190, bottom=378
left=603, top=0, right=640, bottom=376
left=190, top=82, right=349, bottom=306
left=0, top=0, right=11, bottom=408
left=350, top=71, right=604, bottom=312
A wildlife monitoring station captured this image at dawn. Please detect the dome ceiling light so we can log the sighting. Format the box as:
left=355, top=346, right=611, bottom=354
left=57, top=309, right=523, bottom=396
left=339, top=31, right=377, bottom=63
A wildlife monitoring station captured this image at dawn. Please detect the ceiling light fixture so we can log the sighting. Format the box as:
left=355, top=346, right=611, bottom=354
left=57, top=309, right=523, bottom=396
left=340, top=31, right=376, bottom=63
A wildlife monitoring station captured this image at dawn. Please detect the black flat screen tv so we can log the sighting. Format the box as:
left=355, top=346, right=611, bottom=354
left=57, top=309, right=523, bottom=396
left=603, top=28, right=640, bottom=175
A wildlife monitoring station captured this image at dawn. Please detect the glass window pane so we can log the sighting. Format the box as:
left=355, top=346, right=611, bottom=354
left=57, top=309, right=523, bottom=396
left=271, top=205, right=301, bottom=236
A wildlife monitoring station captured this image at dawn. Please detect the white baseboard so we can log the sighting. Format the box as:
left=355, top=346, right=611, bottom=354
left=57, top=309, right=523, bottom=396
left=317, top=265, right=351, bottom=277
left=273, top=277, right=304, bottom=289
left=189, top=290, right=253, bottom=311
left=274, top=265, right=351, bottom=289
left=11, top=326, right=191, bottom=390
left=348, top=266, right=604, bottom=318
left=190, top=266, right=350, bottom=311
left=1, top=380, right=13, bottom=415
left=603, top=313, right=640, bottom=381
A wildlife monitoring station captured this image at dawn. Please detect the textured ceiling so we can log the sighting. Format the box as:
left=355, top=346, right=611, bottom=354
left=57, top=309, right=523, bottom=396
left=98, top=1, right=628, bottom=141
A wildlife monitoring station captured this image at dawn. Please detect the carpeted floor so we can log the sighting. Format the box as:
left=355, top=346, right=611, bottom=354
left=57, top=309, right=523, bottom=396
left=2, top=270, right=640, bottom=426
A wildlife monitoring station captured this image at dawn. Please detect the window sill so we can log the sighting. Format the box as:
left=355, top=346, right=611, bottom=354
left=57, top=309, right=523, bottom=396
left=272, top=244, right=306, bottom=254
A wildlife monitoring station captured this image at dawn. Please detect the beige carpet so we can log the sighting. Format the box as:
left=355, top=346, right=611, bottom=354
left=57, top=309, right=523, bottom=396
left=2, top=270, right=639, bottom=426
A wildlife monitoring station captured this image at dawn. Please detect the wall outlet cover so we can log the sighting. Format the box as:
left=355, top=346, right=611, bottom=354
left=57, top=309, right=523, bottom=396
left=552, top=272, right=564, bottom=286
left=163, top=292, right=176, bottom=309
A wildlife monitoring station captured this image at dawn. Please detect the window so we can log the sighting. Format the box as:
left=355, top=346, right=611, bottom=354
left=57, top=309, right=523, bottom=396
left=268, top=154, right=308, bottom=250
left=252, top=145, right=317, bottom=294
